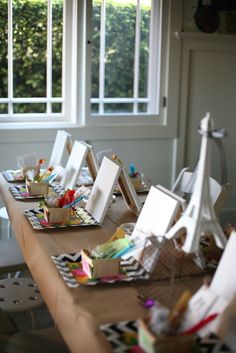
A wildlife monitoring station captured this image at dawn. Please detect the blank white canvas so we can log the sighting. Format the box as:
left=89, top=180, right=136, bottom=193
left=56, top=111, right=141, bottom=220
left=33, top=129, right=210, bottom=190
left=49, top=130, right=72, bottom=168
left=156, top=184, right=187, bottom=211
left=131, top=185, right=182, bottom=240
left=85, top=157, right=121, bottom=223
left=211, top=231, right=236, bottom=303
left=60, top=141, right=89, bottom=190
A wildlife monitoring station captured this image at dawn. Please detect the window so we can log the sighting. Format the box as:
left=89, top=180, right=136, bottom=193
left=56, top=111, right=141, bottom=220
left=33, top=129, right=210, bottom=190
left=0, top=0, right=172, bottom=128
left=90, top=0, right=167, bottom=123
left=0, top=0, right=64, bottom=121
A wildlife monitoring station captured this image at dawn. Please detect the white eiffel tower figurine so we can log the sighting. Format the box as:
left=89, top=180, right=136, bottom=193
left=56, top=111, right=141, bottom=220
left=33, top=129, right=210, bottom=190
left=165, top=113, right=227, bottom=253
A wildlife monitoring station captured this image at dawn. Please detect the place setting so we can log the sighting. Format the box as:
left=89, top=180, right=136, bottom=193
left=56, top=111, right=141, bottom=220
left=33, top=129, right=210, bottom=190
left=51, top=184, right=186, bottom=288
left=24, top=156, right=122, bottom=230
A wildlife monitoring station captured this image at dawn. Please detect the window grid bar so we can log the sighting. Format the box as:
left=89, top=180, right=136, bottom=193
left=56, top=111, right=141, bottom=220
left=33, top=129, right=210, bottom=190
left=99, top=0, right=106, bottom=115
left=8, top=0, right=13, bottom=116
left=155, top=0, right=162, bottom=115
left=61, top=0, right=66, bottom=116
left=0, top=98, right=63, bottom=103
left=0, top=113, right=64, bottom=119
left=91, top=97, right=148, bottom=103
left=47, top=0, right=52, bottom=115
left=147, top=0, right=153, bottom=113
left=147, top=0, right=160, bottom=114
left=133, top=0, right=141, bottom=114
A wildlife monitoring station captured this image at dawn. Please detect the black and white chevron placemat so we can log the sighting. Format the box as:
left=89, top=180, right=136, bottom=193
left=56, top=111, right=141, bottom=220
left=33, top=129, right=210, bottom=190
left=51, top=253, right=150, bottom=288
left=100, top=321, right=232, bottom=353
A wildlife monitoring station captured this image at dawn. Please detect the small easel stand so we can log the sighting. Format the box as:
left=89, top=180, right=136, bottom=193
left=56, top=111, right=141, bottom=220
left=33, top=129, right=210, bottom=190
left=80, top=141, right=100, bottom=182
left=112, top=155, right=142, bottom=215
left=165, top=113, right=227, bottom=257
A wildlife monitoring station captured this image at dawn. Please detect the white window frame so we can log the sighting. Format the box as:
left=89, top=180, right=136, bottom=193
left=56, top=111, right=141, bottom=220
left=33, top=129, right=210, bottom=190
left=82, top=0, right=182, bottom=138
left=0, top=0, right=71, bottom=123
left=90, top=0, right=156, bottom=116
left=86, top=0, right=169, bottom=126
left=0, top=0, right=182, bottom=142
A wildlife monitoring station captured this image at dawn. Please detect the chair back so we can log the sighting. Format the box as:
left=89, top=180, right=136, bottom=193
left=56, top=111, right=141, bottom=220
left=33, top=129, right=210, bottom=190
left=172, top=166, right=231, bottom=214
left=172, top=132, right=231, bottom=214
left=172, top=168, right=222, bottom=205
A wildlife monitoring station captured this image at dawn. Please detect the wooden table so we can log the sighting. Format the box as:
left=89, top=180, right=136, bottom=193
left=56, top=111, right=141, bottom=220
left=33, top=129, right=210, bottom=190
left=0, top=174, right=204, bottom=353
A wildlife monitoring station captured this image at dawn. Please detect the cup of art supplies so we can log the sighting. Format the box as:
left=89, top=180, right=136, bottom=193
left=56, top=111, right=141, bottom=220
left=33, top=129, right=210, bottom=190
left=138, top=291, right=194, bottom=353
left=42, top=190, right=76, bottom=224
left=26, top=179, right=49, bottom=196
left=129, top=163, right=143, bottom=191
left=81, top=249, right=120, bottom=278
left=25, top=167, right=48, bottom=196
left=81, top=238, right=134, bottom=279
left=22, top=157, right=45, bottom=177
left=44, top=204, right=71, bottom=224
left=43, top=196, right=71, bottom=224
left=24, top=158, right=49, bottom=196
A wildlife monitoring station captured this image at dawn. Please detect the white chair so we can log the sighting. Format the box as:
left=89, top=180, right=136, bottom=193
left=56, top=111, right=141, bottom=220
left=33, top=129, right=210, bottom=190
left=0, top=237, right=47, bottom=330
left=0, top=238, right=44, bottom=329
left=172, top=167, right=230, bottom=214
left=172, top=136, right=231, bottom=214
left=0, top=207, right=12, bottom=239
left=0, top=278, right=44, bottom=330
left=172, top=167, right=222, bottom=203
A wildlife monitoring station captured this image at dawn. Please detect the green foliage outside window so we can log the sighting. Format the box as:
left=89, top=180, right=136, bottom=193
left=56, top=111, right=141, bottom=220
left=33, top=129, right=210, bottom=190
left=0, top=0, right=63, bottom=113
left=0, top=0, right=151, bottom=115
left=92, top=0, right=151, bottom=110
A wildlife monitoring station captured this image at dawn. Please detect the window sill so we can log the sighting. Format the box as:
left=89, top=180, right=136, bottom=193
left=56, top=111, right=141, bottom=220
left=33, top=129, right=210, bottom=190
left=0, top=120, right=176, bottom=143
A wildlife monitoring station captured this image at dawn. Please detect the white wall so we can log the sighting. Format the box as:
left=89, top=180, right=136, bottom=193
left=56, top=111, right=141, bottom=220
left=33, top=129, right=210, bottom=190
left=176, top=32, right=236, bottom=222
left=0, top=130, right=174, bottom=189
